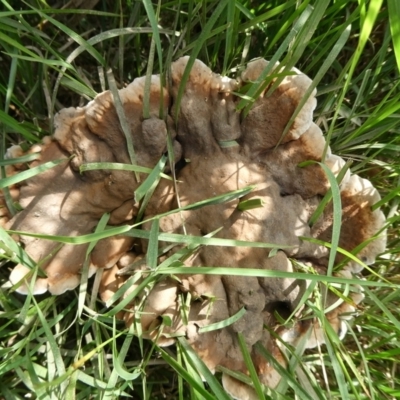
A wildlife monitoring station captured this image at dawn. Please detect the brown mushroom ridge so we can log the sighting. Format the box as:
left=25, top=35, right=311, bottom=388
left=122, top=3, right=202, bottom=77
left=2, top=57, right=386, bottom=399
left=4, top=76, right=182, bottom=295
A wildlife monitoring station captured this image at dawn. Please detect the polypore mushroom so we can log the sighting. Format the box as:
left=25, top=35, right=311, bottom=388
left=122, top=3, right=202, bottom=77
left=2, top=57, right=386, bottom=399
left=5, top=76, right=181, bottom=294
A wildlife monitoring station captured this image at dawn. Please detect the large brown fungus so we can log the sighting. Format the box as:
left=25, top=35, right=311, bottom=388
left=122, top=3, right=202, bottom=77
left=5, top=76, right=181, bottom=294
left=2, top=57, right=386, bottom=399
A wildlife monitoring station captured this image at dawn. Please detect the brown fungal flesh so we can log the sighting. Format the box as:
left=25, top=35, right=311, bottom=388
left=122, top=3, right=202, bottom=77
left=2, top=57, right=386, bottom=399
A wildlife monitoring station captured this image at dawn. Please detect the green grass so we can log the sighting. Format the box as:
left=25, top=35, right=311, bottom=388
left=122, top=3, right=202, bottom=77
left=1, top=1, right=400, bottom=399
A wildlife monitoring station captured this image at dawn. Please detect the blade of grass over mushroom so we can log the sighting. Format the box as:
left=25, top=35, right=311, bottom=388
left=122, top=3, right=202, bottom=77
left=0, top=158, right=67, bottom=189
left=104, top=274, right=157, bottom=316
left=254, top=342, right=312, bottom=400
left=103, top=271, right=144, bottom=308
left=300, top=236, right=391, bottom=283
left=0, top=152, right=40, bottom=166
left=154, top=232, right=220, bottom=271
left=8, top=225, right=386, bottom=291
left=299, top=161, right=342, bottom=277
left=334, top=234, right=388, bottom=276
left=157, top=266, right=391, bottom=288
left=146, top=219, right=160, bottom=269
left=126, top=229, right=289, bottom=250
left=177, top=337, right=231, bottom=400
left=135, top=155, right=168, bottom=202
left=173, top=0, right=230, bottom=120
left=180, top=185, right=255, bottom=210
left=237, top=333, right=266, bottom=400
left=136, top=186, right=258, bottom=228
left=106, top=69, right=138, bottom=181
left=136, top=161, right=168, bottom=221
left=198, top=307, right=246, bottom=333
left=79, top=161, right=171, bottom=180
left=78, top=213, right=110, bottom=318
left=307, top=159, right=352, bottom=227
left=6, top=185, right=259, bottom=243
left=216, top=366, right=254, bottom=387
left=11, top=225, right=290, bottom=253
left=237, top=198, right=264, bottom=211
left=282, top=270, right=318, bottom=324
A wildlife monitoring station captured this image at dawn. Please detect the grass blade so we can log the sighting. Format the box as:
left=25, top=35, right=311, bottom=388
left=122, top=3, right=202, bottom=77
left=237, top=333, right=266, bottom=400
left=178, top=337, right=231, bottom=400
left=159, top=346, right=216, bottom=400
left=0, top=158, right=67, bottom=189
left=106, top=69, right=138, bottom=179
left=199, top=307, right=246, bottom=333
left=388, top=0, right=400, bottom=72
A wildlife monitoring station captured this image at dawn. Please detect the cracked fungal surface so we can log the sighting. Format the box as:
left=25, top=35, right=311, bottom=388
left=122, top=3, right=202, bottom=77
left=2, top=57, right=386, bottom=399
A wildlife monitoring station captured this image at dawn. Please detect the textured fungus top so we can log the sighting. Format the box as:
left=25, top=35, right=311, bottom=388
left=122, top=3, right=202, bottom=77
left=1, top=57, right=386, bottom=400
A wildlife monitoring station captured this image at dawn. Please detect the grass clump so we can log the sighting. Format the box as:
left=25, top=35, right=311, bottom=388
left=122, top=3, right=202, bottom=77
left=1, top=1, right=400, bottom=399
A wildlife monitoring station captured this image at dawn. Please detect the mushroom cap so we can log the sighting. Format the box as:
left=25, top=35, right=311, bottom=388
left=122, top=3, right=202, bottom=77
left=2, top=57, right=386, bottom=398
left=134, top=57, right=386, bottom=396
left=6, top=76, right=179, bottom=294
